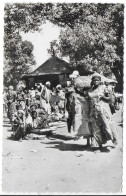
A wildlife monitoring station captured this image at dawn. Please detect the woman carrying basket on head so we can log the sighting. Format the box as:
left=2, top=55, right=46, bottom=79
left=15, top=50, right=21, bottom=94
left=87, top=74, right=119, bottom=151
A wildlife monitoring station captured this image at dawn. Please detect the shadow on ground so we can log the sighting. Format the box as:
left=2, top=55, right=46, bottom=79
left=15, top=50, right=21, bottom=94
left=3, top=125, right=11, bottom=127
left=41, top=139, right=111, bottom=153
left=46, top=133, right=74, bottom=141
left=7, top=129, right=13, bottom=132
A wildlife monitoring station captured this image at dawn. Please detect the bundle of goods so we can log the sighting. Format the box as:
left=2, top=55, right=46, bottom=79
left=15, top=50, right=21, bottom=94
left=74, top=76, right=91, bottom=91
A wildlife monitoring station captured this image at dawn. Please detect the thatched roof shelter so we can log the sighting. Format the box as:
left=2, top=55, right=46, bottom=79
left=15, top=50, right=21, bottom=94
left=22, top=55, right=93, bottom=88
left=22, top=56, right=73, bottom=78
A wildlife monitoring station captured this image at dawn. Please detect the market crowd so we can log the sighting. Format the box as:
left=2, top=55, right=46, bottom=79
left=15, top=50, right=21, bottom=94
left=3, top=70, right=122, bottom=151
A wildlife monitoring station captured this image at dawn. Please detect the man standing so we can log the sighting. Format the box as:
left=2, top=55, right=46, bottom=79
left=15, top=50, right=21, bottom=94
left=69, top=70, right=80, bottom=85
left=40, top=81, right=52, bottom=114
left=65, top=81, right=76, bottom=133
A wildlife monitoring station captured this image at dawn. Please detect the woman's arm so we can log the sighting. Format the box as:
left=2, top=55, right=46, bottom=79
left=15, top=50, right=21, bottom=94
left=75, top=87, right=87, bottom=97
left=100, top=95, right=111, bottom=102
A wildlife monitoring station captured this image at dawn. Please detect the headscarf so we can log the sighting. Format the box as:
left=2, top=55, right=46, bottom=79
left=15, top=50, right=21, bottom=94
left=30, top=103, right=37, bottom=109
left=56, top=84, right=62, bottom=90
left=45, top=81, right=51, bottom=86
left=8, top=85, right=14, bottom=90
left=91, top=75, right=101, bottom=81
left=69, top=70, right=79, bottom=79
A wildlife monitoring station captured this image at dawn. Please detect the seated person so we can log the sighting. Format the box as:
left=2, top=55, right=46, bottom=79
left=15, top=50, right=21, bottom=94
left=27, top=103, right=37, bottom=117
left=30, top=103, right=37, bottom=112
left=36, top=106, right=48, bottom=119
left=9, top=110, right=25, bottom=141
left=25, top=111, right=49, bottom=136
left=49, top=104, right=64, bottom=121
left=29, top=102, right=48, bottom=119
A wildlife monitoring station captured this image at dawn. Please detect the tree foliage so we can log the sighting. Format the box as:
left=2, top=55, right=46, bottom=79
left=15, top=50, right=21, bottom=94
left=4, top=3, right=124, bottom=91
left=4, top=4, right=38, bottom=87
left=52, top=4, right=124, bottom=92
left=58, top=5, right=121, bottom=72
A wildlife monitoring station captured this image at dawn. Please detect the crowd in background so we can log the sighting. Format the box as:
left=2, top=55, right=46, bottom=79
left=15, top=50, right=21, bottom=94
left=3, top=70, right=122, bottom=151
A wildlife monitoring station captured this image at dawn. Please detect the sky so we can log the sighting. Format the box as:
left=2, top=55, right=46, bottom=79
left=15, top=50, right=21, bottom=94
left=20, top=20, right=68, bottom=70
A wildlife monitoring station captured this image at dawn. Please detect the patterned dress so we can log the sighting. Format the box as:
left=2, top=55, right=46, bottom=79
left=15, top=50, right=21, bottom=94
left=6, top=91, right=17, bottom=121
left=57, top=90, right=65, bottom=114
left=11, top=113, right=25, bottom=140
left=17, top=91, right=26, bottom=110
left=88, top=85, right=118, bottom=146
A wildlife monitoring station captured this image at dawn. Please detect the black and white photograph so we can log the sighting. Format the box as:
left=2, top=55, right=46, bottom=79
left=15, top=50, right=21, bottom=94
left=1, top=1, right=126, bottom=194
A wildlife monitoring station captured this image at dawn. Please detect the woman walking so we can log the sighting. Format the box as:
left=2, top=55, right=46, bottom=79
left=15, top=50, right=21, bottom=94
left=73, top=87, right=91, bottom=146
left=87, top=75, right=118, bottom=150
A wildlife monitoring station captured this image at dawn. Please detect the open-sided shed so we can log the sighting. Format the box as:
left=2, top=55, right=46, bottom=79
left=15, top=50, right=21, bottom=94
left=22, top=55, right=93, bottom=88
left=22, top=55, right=73, bottom=88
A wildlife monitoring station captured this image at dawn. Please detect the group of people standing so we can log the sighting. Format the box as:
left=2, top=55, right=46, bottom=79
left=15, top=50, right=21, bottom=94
left=3, top=70, right=120, bottom=151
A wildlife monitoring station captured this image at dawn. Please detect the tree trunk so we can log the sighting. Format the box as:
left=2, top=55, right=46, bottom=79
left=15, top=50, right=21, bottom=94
left=111, top=63, right=123, bottom=93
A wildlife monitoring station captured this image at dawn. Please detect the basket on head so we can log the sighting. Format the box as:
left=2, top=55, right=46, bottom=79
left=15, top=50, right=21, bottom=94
left=74, top=76, right=91, bottom=91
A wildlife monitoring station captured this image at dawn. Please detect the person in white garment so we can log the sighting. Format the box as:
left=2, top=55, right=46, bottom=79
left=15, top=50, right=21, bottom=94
left=40, top=81, right=52, bottom=114
left=69, top=70, right=80, bottom=85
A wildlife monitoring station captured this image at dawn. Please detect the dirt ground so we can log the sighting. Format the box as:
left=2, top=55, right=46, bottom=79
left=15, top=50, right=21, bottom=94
left=2, top=106, right=123, bottom=194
